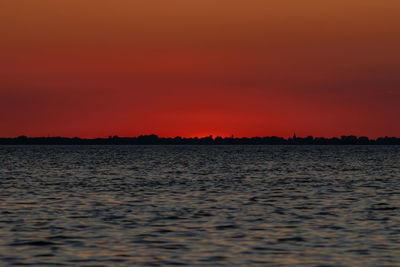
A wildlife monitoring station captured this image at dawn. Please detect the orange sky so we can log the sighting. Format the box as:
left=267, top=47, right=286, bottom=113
left=1, top=0, right=399, bottom=138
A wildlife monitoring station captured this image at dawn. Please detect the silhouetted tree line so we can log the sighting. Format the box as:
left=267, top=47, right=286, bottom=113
left=0, top=135, right=399, bottom=145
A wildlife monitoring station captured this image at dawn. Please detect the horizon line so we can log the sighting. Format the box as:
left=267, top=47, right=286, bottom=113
left=2, top=134, right=399, bottom=145
left=2, top=134, right=400, bottom=140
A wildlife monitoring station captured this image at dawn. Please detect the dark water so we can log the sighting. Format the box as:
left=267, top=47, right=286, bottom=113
left=0, top=145, right=399, bottom=266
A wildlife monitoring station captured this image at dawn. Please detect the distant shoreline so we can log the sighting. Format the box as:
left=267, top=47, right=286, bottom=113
left=1, top=135, right=399, bottom=145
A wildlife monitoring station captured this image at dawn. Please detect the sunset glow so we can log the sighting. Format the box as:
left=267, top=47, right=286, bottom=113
left=1, top=0, right=399, bottom=138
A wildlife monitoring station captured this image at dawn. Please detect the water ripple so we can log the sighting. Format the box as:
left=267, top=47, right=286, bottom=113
left=0, top=145, right=399, bottom=266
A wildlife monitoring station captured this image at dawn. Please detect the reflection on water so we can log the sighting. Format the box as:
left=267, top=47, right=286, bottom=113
left=0, top=145, right=399, bottom=266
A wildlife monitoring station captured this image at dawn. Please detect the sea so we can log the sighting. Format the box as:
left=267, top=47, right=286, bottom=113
left=0, top=145, right=399, bottom=266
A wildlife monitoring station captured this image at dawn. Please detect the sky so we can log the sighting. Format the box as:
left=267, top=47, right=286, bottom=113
left=1, top=0, right=399, bottom=138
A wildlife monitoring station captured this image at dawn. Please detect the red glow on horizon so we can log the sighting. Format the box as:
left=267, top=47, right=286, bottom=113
left=0, top=1, right=399, bottom=138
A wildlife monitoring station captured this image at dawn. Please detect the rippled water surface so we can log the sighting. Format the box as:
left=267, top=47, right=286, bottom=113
left=0, top=145, right=399, bottom=266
